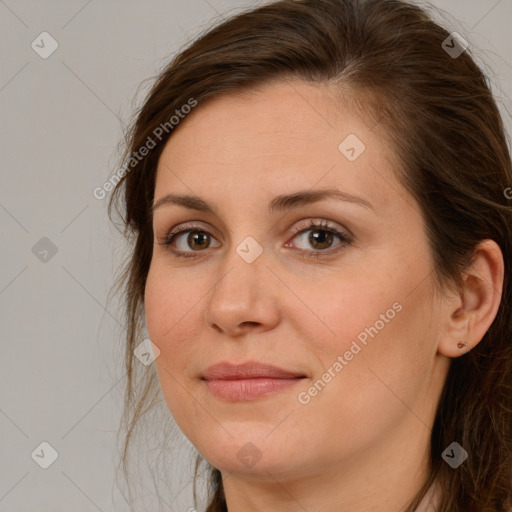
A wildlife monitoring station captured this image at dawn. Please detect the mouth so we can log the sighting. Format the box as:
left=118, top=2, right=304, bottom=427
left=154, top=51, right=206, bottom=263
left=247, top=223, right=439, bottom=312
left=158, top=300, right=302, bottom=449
left=200, top=361, right=308, bottom=401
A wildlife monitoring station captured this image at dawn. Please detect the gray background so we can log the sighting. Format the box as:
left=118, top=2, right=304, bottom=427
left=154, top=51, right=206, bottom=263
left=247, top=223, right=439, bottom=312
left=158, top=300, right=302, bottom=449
left=1, top=1, right=511, bottom=511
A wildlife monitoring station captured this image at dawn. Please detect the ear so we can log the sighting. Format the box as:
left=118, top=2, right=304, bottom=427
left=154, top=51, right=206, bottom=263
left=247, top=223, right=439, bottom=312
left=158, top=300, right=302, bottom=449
left=437, top=239, right=504, bottom=358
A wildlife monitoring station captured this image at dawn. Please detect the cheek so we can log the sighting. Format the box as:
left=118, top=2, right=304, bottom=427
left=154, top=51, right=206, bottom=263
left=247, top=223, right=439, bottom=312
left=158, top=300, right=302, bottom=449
left=144, top=264, right=198, bottom=361
left=144, top=268, right=170, bottom=343
left=305, top=274, right=394, bottom=354
left=306, top=266, right=430, bottom=399
left=145, top=260, right=194, bottom=330
left=144, top=266, right=206, bottom=424
left=314, top=280, right=434, bottom=424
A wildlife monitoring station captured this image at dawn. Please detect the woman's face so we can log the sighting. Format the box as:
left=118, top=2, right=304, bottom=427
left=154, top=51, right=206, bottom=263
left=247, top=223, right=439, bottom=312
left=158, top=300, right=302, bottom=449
left=145, top=80, right=450, bottom=483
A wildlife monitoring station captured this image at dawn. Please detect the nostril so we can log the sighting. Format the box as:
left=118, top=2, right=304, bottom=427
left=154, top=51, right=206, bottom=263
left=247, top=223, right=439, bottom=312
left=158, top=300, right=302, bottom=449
left=241, top=321, right=260, bottom=328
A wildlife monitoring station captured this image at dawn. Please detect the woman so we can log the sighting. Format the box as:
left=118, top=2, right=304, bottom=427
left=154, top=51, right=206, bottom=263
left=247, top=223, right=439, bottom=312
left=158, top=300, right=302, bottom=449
left=109, top=0, right=512, bottom=510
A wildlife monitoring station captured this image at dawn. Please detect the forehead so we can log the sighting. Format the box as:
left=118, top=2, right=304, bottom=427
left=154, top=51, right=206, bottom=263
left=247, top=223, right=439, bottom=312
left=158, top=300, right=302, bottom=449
left=154, top=80, right=399, bottom=215
left=162, top=80, right=360, bottom=151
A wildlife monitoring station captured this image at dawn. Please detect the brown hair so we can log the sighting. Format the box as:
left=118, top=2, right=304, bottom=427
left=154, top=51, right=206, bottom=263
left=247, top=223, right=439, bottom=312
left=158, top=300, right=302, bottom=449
left=108, top=0, right=512, bottom=510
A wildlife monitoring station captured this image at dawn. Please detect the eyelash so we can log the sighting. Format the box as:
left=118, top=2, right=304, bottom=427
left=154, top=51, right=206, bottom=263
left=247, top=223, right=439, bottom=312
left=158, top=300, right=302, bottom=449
left=158, top=219, right=353, bottom=259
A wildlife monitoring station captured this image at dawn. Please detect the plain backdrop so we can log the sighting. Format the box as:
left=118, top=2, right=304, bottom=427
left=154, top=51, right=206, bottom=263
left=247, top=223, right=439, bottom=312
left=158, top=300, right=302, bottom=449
left=0, top=0, right=511, bottom=511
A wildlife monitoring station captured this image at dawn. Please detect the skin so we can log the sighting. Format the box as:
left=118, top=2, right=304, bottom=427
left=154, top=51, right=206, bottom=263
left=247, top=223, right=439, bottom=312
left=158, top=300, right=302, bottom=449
left=144, top=79, right=504, bottom=512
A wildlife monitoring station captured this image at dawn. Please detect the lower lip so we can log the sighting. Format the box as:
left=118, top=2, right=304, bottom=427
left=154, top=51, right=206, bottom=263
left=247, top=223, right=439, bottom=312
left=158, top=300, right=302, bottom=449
left=203, top=377, right=305, bottom=401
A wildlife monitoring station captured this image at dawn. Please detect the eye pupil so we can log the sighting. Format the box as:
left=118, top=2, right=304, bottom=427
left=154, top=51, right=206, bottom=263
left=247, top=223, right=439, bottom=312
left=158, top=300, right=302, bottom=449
left=188, top=231, right=210, bottom=250
left=309, top=230, right=333, bottom=249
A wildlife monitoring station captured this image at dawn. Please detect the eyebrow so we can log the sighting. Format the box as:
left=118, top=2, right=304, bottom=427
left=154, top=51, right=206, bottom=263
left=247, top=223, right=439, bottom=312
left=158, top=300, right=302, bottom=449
left=150, top=188, right=374, bottom=216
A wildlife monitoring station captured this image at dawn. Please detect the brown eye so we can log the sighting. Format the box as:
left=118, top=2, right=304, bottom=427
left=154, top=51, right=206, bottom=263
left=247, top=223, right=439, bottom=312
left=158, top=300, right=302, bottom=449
left=163, top=228, right=221, bottom=254
left=288, top=220, right=351, bottom=255
left=307, top=229, right=334, bottom=250
left=186, top=231, right=210, bottom=250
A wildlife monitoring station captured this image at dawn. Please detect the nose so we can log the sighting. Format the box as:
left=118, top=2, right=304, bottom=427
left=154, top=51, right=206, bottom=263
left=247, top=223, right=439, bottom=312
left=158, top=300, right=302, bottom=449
left=203, top=245, right=281, bottom=337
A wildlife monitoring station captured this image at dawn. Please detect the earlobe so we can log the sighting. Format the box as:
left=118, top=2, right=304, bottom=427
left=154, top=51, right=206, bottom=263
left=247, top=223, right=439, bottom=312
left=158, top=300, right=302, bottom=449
left=437, top=239, right=504, bottom=359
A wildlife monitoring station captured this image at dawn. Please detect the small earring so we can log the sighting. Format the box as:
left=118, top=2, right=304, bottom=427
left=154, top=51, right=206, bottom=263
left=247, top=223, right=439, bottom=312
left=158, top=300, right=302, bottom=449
left=457, top=341, right=468, bottom=349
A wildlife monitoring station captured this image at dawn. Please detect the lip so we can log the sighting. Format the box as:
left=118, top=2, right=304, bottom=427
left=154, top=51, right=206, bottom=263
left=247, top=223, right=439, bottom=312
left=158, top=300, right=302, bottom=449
left=201, top=361, right=306, bottom=380
left=201, top=361, right=307, bottom=401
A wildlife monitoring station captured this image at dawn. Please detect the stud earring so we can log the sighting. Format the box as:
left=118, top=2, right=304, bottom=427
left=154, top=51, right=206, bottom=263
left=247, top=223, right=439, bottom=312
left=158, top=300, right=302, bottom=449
left=457, top=341, right=468, bottom=349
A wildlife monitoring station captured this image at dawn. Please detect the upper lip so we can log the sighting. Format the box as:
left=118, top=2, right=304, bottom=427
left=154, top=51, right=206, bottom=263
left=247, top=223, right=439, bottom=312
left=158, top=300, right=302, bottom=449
left=201, top=361, right=306, bottom=380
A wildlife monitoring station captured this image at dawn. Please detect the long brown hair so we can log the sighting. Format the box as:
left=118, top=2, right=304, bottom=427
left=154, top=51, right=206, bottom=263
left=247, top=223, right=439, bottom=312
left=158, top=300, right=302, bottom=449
left=108, top=0, right=512, bottom=510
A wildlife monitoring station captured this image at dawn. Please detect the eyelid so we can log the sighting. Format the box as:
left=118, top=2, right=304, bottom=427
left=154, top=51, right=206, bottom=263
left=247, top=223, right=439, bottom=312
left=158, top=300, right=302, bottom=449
left=160, top=218, right=349, bottom=240
left=288, top=218, right=352, bottom=239
left=158, top=220, right=221, bottom=244
left=157, top=218, right=353, bottom=257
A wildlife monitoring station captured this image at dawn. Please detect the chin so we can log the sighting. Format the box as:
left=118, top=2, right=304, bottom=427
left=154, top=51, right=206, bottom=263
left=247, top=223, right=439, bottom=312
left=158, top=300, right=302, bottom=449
left=193, top=433, right=311, bottom=480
